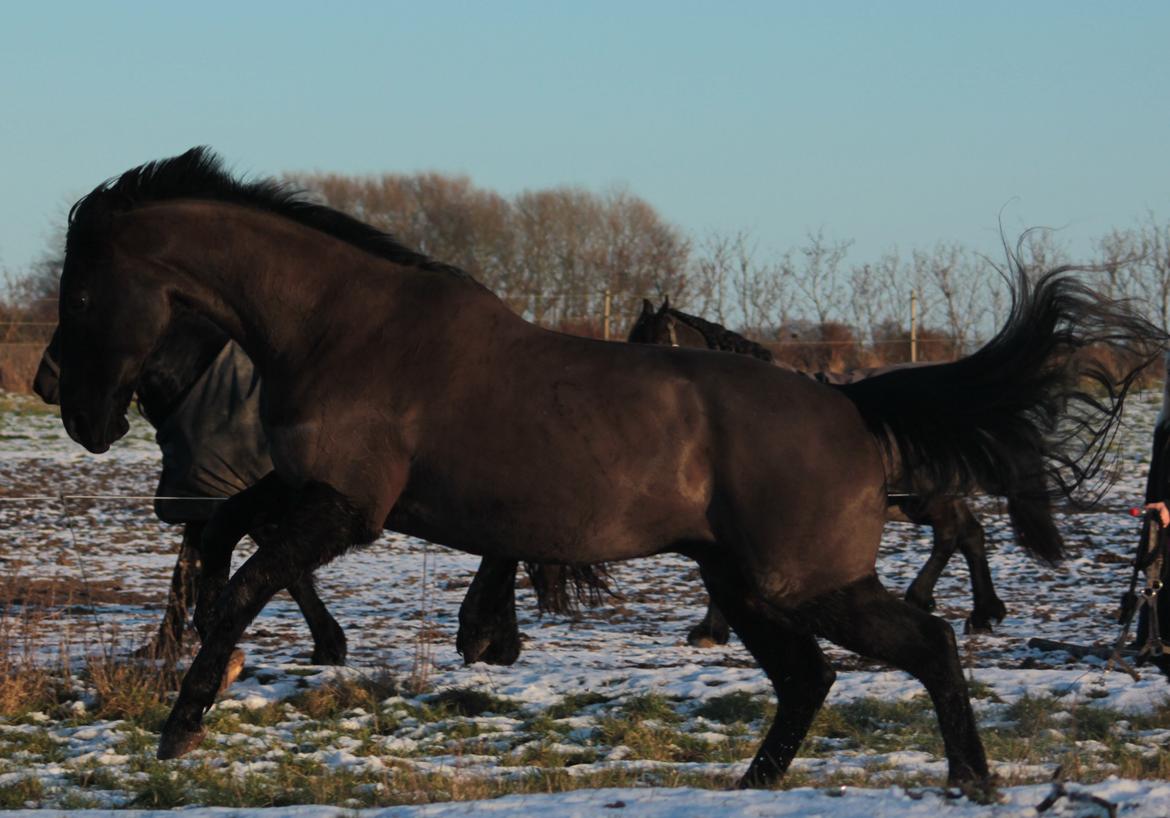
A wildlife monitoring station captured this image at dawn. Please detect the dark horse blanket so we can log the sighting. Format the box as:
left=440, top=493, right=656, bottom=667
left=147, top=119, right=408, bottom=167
left=152, top=342, right=271, bottom=524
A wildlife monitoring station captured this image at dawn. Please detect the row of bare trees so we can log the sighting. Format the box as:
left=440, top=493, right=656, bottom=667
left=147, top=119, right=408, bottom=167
left=4, top=170, right=1170, bottom=384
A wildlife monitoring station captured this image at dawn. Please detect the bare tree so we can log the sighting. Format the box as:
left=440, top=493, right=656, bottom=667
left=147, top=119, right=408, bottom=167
left=785, top=229, right=852, bottom=326
left=848, top=250, right=902, bottom=348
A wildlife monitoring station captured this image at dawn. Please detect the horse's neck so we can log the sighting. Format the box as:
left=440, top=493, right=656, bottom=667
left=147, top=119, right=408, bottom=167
left=130, top=202, right=467, bottom=377
left=135, top=312, right=230, bottom=426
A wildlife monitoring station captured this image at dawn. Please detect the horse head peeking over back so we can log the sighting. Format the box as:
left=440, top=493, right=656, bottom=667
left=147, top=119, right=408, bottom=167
left=55, top=147, right=1165, bottom=795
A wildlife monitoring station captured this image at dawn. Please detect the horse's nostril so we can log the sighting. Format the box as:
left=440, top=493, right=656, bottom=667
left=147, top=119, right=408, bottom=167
left=65, top=411, right=88, bottom=443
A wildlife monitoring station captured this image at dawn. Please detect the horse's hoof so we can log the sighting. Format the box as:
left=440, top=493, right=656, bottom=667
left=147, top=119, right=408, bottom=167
left=217, top=649, right=246, bottom=695
left=735, top=770, right=775, bottom=789
left=457, top=636, right=491, bottom=665
left=949, top=776, right=998, bottom=805
left=964, top=617, right=993, bottom=635
left=157, top=724, right=206, bottom=760
left=687, top=628, right=729, bottom=648
left=310, top=645, right=347, bottom=666
left=480, top=638, right=521, bottom=666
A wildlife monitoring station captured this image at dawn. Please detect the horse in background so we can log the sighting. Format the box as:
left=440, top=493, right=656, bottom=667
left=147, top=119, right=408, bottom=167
left=626, top=298, right=1021, bottom=644
left=463, top=300, right=1012, bottom=655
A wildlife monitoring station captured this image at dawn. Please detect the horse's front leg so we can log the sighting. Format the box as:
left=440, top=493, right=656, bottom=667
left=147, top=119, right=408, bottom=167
left=457, top=557, right=521, bottom=665
left=158, top=479, right=380, bottom=759
left=193, top=472, right=285, bottom=641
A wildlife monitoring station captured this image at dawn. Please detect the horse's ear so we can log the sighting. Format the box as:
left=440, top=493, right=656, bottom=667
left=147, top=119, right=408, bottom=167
left=657, top=296, right=671, bottom=314
left=641, top=298, right=654, bottom=316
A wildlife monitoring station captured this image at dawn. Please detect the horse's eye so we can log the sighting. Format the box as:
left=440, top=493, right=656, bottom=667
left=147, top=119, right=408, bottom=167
left=66, top=291, right=89, bottom=315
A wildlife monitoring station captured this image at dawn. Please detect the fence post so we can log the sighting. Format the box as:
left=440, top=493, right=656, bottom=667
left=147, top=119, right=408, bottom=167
left=909, top=289, right=918, bottom=363
left=603, top=288, right=612, bottom=340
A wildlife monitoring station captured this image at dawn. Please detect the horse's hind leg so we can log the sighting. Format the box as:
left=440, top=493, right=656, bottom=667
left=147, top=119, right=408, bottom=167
left=158, top=480, right=370, bottom=759
left=686, top=600, right=731, bottom=648
left=457, top=557, right=521, bottom=666
left=901, top=499, right=1005, bottom=632
left=700, top=564, right=835, bottom=788
left=951, top=502, right=1006, bottom=633
left=900, top=499, right=951, bottom=614
left=137, top=521, right=203, bottom=660
left=284, top=570, right=347, bottom=666
left=810, top=573, right=990, bottom=792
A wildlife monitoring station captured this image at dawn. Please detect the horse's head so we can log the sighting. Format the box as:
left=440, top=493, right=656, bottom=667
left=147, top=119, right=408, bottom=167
left=627, top=297, right=675, bottom=345
left=56, top=194, right=173, bottom=453
left=626, top=297, right=707, bottom=350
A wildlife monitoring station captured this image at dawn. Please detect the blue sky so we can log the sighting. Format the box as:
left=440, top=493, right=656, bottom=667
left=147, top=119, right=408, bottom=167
left=2, top=1, right=1168, bottom=275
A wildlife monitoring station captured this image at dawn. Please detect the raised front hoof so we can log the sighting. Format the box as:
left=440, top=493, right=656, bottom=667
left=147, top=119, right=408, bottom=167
left=217, top=648, right=246, bottom=696
left=686, top=626, right=731, bottom=649
left=157, top=722, right=206, bottom=760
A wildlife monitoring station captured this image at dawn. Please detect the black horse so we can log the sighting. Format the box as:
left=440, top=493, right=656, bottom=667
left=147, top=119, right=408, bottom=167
left=464, top=301, right=1012, bottom=654
left=34, top=317, right=347, bottom=666
left=52, top=149, right=1158, bottom=792
left=626, top=298, right=1018, bottom=645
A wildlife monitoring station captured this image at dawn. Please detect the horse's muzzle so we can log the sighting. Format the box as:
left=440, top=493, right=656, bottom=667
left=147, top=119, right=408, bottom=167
left=64, top=408, right=130, bottom=454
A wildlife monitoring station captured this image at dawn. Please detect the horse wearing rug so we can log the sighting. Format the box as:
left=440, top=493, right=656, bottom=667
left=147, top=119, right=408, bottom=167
left=34, top=319, right=347, bottom=664
left=52, top=148, right=1158, bottom=793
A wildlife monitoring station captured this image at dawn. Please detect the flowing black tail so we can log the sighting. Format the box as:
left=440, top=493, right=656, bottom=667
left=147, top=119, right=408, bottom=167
left=837, top=262, right=1165, bottom=563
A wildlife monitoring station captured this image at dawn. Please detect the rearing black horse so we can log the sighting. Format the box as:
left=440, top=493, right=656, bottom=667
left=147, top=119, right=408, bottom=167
left=53, top=149, right=1158, bottom=793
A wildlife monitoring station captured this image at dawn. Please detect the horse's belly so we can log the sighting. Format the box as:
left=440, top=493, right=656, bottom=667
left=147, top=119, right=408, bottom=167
left=387, top=471, right=708, bottom=564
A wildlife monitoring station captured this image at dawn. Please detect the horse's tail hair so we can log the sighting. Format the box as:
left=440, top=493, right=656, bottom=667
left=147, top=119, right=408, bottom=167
left=523, top=562, right=616, bottom=615
left=836, top=257, right=1165, bottom=563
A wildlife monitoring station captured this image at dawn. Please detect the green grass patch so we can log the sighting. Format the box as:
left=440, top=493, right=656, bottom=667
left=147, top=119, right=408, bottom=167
left=545, top=691, right=611, bottom=719
left=0, top=776, right=45, bottom=809
left=285, top=673, right=397, bottom=721
left=618, top=693, right=681, bottom=724
left=692, top=691, right=769, bottom=724
left=424, top=687, right=520, bottom=718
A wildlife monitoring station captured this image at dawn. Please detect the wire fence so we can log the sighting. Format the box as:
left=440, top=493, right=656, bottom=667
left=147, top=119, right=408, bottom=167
left=0, top=290, right=978, bottom=361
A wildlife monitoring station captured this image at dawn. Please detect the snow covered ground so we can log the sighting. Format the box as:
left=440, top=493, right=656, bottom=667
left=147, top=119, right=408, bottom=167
left=1, top=389, right=1168, bottom=815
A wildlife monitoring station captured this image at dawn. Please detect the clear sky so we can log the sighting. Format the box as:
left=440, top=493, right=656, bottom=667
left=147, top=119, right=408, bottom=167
left=1, top=1, right=1168, bottom=275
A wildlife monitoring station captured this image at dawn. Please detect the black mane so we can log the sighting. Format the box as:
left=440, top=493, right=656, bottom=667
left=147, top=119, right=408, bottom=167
left=68, top=147, right=467, bottom=278
left=668, top=309, right=774, bottom=362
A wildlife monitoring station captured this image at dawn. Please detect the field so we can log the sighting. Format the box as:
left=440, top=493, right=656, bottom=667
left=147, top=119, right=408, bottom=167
left=1, top=389, right=1169, bottom=816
